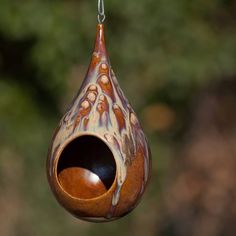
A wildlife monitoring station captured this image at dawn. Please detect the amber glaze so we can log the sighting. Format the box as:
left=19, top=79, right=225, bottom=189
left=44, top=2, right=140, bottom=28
left=47, top=24, right=151, bottom=222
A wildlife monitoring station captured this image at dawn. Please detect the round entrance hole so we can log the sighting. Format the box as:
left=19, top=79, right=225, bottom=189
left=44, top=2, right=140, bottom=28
left=57, top=135, right=116, bottom=199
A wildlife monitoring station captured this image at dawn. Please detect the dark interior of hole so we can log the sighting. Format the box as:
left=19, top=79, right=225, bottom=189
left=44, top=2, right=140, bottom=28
left=57, top=136, right=116, bottom=198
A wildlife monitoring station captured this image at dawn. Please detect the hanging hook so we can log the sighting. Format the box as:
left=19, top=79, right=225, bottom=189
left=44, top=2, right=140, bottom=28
left=98, top=0, right=106, bottom=24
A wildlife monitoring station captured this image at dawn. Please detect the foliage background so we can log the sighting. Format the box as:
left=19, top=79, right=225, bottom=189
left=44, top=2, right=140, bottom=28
left=0, top=1, right=236, bottom=235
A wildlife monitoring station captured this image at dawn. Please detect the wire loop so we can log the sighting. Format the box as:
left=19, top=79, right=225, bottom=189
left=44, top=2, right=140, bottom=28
left=98, top=0, right=106, bottom=23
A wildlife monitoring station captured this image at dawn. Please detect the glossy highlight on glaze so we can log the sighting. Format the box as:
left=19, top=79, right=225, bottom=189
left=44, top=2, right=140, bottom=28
left=47, top=24, right=151, bottom=222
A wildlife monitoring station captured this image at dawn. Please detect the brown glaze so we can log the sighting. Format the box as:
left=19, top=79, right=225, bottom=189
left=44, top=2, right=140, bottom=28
left=47, top=24, right=151, bottom=222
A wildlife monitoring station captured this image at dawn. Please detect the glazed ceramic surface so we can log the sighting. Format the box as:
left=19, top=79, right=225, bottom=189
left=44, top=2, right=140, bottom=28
left=47, top=24, right=151, bottom=222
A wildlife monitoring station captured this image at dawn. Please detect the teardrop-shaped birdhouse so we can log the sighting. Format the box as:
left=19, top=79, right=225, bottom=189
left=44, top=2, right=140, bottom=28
left=47, top=24, right=151, bottom=222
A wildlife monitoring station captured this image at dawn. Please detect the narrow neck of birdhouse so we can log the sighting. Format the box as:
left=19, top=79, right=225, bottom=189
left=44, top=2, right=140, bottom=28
left=93, top=24, right=108, bottom=59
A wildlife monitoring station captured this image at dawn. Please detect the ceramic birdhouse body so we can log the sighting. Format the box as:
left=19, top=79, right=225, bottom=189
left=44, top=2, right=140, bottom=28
left=47, top=24, right=151, bottom=222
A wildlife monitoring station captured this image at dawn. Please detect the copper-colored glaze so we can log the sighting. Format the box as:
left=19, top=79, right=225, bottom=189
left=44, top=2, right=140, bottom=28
left=47, top=24, right=151, bottom=222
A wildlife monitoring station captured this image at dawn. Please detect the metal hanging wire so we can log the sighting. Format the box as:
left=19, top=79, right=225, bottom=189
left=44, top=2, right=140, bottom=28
left=98, top=0, right=106, bottom=23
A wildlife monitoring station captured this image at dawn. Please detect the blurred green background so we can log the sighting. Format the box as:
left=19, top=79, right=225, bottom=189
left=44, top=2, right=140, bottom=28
left=1, top=1, right=236, bottom=236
